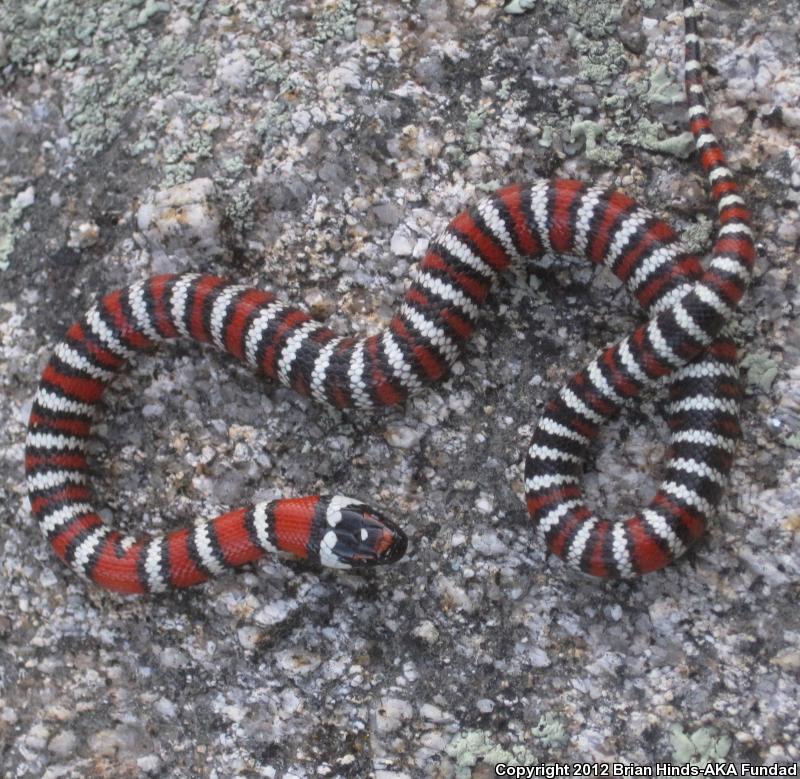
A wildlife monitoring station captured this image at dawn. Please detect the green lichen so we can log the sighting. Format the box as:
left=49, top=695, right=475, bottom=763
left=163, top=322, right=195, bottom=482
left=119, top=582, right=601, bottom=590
left=602, top=117, right=694, bottom=160
left=130, top=136, right=157, bottom=156
left=497, top=77, right=516, bottom=101
left=538, top=125, right=554, bottom=148
left=0, top=220, right=17, bottom=270
left=506, top=0, right=623, bottom=48
left=446, top=730, right=538, bottom=779
left=476, top=179, right=505, bottom=195
left=0, top=2, right=223, bottom=158
left=531, top=713, right=569, bottom=747
left=225, top=185, right=255, bottom=236
left=634, top=118, right=695, bottom=158
left=602, top=94, right=626, bottom=111
left=162, top=126, right=215, bottom=187
left=0, top=3, right=103, bottom=72
left=503, top=0, right=691, bottom=166
left=741, top=351, right=780, bottom=392
left=464, top=107, right=488, bottom=152
left=313, top=0, right=359, bottom=44
left=0, top=187, right=35, bottom=271
left=256, top=0, right=287, bottom=24
left=571, top=120, right=623, bottom=166
left=137, top=1, right=171, bottom=27
left=785, top=433, right=800, bottom=450
left=256, top=102, right=292, bottom=148
left=247, top=50, right=289, bottom=91
left=680, top=214, right=714, bottom=254
left=670, top=726, right=732, bottom=766
left=221, top=156, right=246, bottom=177
left=567, top=27, right=627, bottom=86
left=548, top=0, right=622, bottom=38
left=647, top=64, right=685, bottom=107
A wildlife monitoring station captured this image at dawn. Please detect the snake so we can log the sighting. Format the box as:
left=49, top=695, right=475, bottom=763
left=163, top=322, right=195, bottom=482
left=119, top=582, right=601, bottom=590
left=25, top=0, right=755, bottom=593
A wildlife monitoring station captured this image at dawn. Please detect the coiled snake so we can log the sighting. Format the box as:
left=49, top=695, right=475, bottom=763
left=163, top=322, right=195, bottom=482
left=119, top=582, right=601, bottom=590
left=25, top=1, right=755, bottom=593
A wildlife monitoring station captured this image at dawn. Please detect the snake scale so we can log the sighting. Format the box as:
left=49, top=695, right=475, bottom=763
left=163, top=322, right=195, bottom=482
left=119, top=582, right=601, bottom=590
left=25, top=0, right=755, bottom=593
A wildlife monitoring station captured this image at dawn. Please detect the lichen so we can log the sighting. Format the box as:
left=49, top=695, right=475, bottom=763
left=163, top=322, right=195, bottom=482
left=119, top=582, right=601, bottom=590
left=571, top=120, right=623, bottom=166
left=313, top=0, right=359, bottom=44
left=530, top=712, right=569, bottom=747
left=547, top=0, right=622, bottom=38
left=464, top=107, right=488, bottom=152
left=670, top=726, right=732, bottom=766
left=0, top=2, right=221, bottom=158
left=680, top=213, right=715, bottom=253
left=503, top=0, right=692, bottom=165
left=446, top=730, right=539, bottom=779
left=137, top=1, right=171, bottom=27
left=497, top=77, right=516, bottom=101
left=538, top=125, right=554, bottom=148
left=162, top=127, right=215, bottom=188
left=224, top=185, right=255, bottom=236
left=741, top=351, right=780, bottom=392
left=567, top=27, right=627, bottom=86
left=647, top=63, right=686, bottom=107
left=506, top=0, right=623, bottom=57
left=247, top=51, right=289, bottom=91
left=633, top=118, right=695, bottom=159
left=0, top=186, right=35, bottom=271
left=256, top=102, right=292, bottom=148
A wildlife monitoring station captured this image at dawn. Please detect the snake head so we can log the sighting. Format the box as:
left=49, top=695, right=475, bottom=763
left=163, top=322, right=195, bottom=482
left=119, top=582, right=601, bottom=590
left=318, top=496, right=407, bottom=570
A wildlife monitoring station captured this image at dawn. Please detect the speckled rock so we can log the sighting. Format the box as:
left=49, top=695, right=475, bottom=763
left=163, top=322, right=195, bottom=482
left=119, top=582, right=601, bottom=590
left=1, top=0, right=799, bottom=777
left=136, top=177, right=224, bottom=263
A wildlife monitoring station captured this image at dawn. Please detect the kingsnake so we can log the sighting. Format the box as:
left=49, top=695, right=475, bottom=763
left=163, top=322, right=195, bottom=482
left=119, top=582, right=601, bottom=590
left=25, top=1, right=755, bottom=593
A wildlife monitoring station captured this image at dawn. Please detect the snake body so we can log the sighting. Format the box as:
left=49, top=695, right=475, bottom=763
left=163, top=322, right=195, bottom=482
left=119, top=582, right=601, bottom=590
left=25, top=1, right=755, bottom=593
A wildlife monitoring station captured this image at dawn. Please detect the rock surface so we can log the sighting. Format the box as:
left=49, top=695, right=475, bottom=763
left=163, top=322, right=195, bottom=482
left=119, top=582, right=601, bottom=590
left=1, top=1, right=798, bottom=776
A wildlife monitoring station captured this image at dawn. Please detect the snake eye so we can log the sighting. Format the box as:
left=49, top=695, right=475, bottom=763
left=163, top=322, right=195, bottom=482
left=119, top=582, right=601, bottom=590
left=318, top=498, right=408, bottom=569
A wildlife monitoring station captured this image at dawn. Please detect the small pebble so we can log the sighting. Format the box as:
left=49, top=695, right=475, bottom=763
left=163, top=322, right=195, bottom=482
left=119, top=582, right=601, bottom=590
left=384, top=423, right=423, bottom=449
left=375, top=697, right=413, bottom=734
left=48, top=730, right=77, bottom=757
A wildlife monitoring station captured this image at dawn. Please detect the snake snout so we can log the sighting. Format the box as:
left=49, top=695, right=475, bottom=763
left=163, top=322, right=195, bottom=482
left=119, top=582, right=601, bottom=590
left=322, top=500, right=408, bottom=569
left=364, top=511, right=408, bottom=565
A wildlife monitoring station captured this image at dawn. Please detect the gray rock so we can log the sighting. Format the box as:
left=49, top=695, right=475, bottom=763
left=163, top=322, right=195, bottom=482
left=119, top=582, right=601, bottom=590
left=2, top=1, right=798, bottom=775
